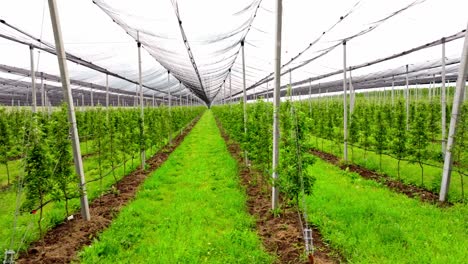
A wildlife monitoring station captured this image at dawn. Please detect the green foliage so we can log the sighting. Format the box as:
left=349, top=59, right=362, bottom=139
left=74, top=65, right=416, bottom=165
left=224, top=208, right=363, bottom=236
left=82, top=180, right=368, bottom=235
left=391, top=100, right=408, bottom=178
left=50, top=104, right=78, bottom=216
left=0, top=109, right=11, bottom=185
left=278, top=100, right=315, bottom=203
left=22, top=116, right=54, bottom=236
left=408, top=103, right=429, bottom=185
left=373, top=109, right=387, bottom=170
left=1, top=105, right=205, bottom=259
left=214, top=98, right=316, bottom=206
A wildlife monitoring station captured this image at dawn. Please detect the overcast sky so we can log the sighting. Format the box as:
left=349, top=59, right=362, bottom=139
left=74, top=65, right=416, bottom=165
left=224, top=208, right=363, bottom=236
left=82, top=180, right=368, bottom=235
left=0, top=0, right=467, bottom=100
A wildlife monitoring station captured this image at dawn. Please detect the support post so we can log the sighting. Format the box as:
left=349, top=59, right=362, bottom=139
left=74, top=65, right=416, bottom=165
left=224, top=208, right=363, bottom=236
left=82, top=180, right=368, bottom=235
left=30, top=45, right=37, bottom=113
left=439, top=22, right=468, bottom=202
left=241, top=41, right=248, bottom=166
left=308, top=79, right=312, bottom=115
left=289, top=68, right=292, bottom=101
left=349, top=68, right=355, bottom=114
left=41, top=73, right=45, bottom=113
left=168, top=71, right=172, bottom=144
left=223, top=81, right=226, bottom=105
left=105, top=74, right=109, bottom=108
left=441, top=38, right=447, bottom=156
left=48, top=0, right=90, bottom=220
left=342, top=41, right=348, bottom=163
left=90, top=86, right=94, bottom=107
left=405, top=64, right=410, bottom=130
left=391, top=75, right=395, bottom=106
left=137, top=32, right=145, bottom=169
left=271, top=0, right=282, bottom=210
left=229, top=69, right=232, bottom=105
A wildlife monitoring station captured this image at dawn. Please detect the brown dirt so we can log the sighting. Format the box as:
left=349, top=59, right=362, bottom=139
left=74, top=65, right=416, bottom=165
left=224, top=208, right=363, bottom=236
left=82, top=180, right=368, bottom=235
left=0, top=183, right=11, bottom=192
left=81, top=152, right=97, bottom=160
left=310, top=149, right=450, bottom=206
left=16, top=116, right=200, bottom=264
left=216, top=121, right=341, bottom=264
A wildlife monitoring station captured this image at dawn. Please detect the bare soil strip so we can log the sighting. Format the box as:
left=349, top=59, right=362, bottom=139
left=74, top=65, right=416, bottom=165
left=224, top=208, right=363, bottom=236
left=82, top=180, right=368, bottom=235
left=310, top=148, right=449, bottom=206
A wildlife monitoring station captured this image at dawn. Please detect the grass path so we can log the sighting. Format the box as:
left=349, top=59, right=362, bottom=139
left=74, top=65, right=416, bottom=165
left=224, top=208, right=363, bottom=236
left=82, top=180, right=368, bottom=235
left=79, top=111, right=272, bottom=263
left=307, top=158, right=468, bottom=263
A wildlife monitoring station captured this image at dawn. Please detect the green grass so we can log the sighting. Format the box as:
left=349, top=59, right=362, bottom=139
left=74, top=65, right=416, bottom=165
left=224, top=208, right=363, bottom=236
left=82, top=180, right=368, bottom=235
left=0, top=159, right=22, bottom=187
left=79, top=111, right=272, bottom=263
left=309, top=135, right=466, bottom=203
left=306, top=158, right=468, bottom=263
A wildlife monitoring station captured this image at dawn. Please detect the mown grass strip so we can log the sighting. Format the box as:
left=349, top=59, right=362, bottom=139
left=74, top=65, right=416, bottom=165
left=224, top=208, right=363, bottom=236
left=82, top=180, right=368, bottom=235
left=307, top=158, right=468, bottom=263
left=79, top=111, right=273, bottom=263
left=309, top=135, right=466, bottom=203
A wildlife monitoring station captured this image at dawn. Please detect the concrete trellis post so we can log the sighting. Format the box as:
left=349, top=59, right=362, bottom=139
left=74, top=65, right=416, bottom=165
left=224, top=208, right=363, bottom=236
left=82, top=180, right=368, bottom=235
left=48, top=0, right=90, bottom=220
left=441, top=38, right=447, bottom=156
left=137, top=32, right=145, bottom=169
left=90, top=85, right=94, bottom=107
left=41, top=73, right=45, bottom=113
left=271, top=0, right=282, bottom=210
left=30, top=45, right=37, bottom=113
left=391, top=75, right=395, bottom=106
left=405, top=64, right=410, bottom=130
left=105, top=74, right=109, bottom=108
left=439, top=22, right=468, bottom=202
left=342, top=41, right=348, bottom=163
left=241, top=41, right=248, bottom=166
left=308, top=79, right=312, bottom=115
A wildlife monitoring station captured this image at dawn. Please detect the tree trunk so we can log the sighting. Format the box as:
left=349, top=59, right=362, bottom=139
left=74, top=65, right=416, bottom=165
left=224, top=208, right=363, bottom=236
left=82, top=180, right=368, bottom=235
left=397, top=159, right=401, bottom=179
left=379, top=153, right=382, bottom=172
left=5, top=162, right=10, bottom=185
left=419, top=161, right=424, bottom=186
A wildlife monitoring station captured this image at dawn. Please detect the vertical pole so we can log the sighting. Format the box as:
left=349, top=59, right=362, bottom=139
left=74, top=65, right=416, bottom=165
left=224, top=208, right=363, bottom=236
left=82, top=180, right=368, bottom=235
left=229, top=69, right=232, bottom=105
left=241, top=41, right=248, bottom=166
left=118, top=94, right=120, bottom=107
left=90, top=86, right=94, bottom=107
left=223, top=81, right=226, bottom=105
left=168, top=71, right=172, bottom=144
left=272, top=0, right=282, bottom=210
left=406, top=64, right=410, bottom=130
left=391, top=75, right=395, bottom=106
left=48, top=0, right=90, bottom=220
left=319, top=84, right=321, bottom=100
left=289, top=68, right=292, bottom=101
left=439, top=22, right=468, bottom=202
left=105, top=74, right=109, bottom=109
left=41, top=73, right=45, bottom=113
left=152, top=93, right=155, bottom=107
left=342, top=41, right=348, bottom=163
left=349, top=68, right=355, bottom=114
left=81, top=93, right=84, bottom=110
left=137, top=32, right=145, bottom=169
left=441, top=38, right=447, bottom=156
left=308, top=79, right=312, bottom=115
left=266, top=81, right=270, bottom=102
left=30, top=45, right=37, bottom=113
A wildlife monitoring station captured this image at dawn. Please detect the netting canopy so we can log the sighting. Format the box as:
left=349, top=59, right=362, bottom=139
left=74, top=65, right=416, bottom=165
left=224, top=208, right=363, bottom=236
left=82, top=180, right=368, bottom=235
left=0, top=0, right=467, bottom=105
